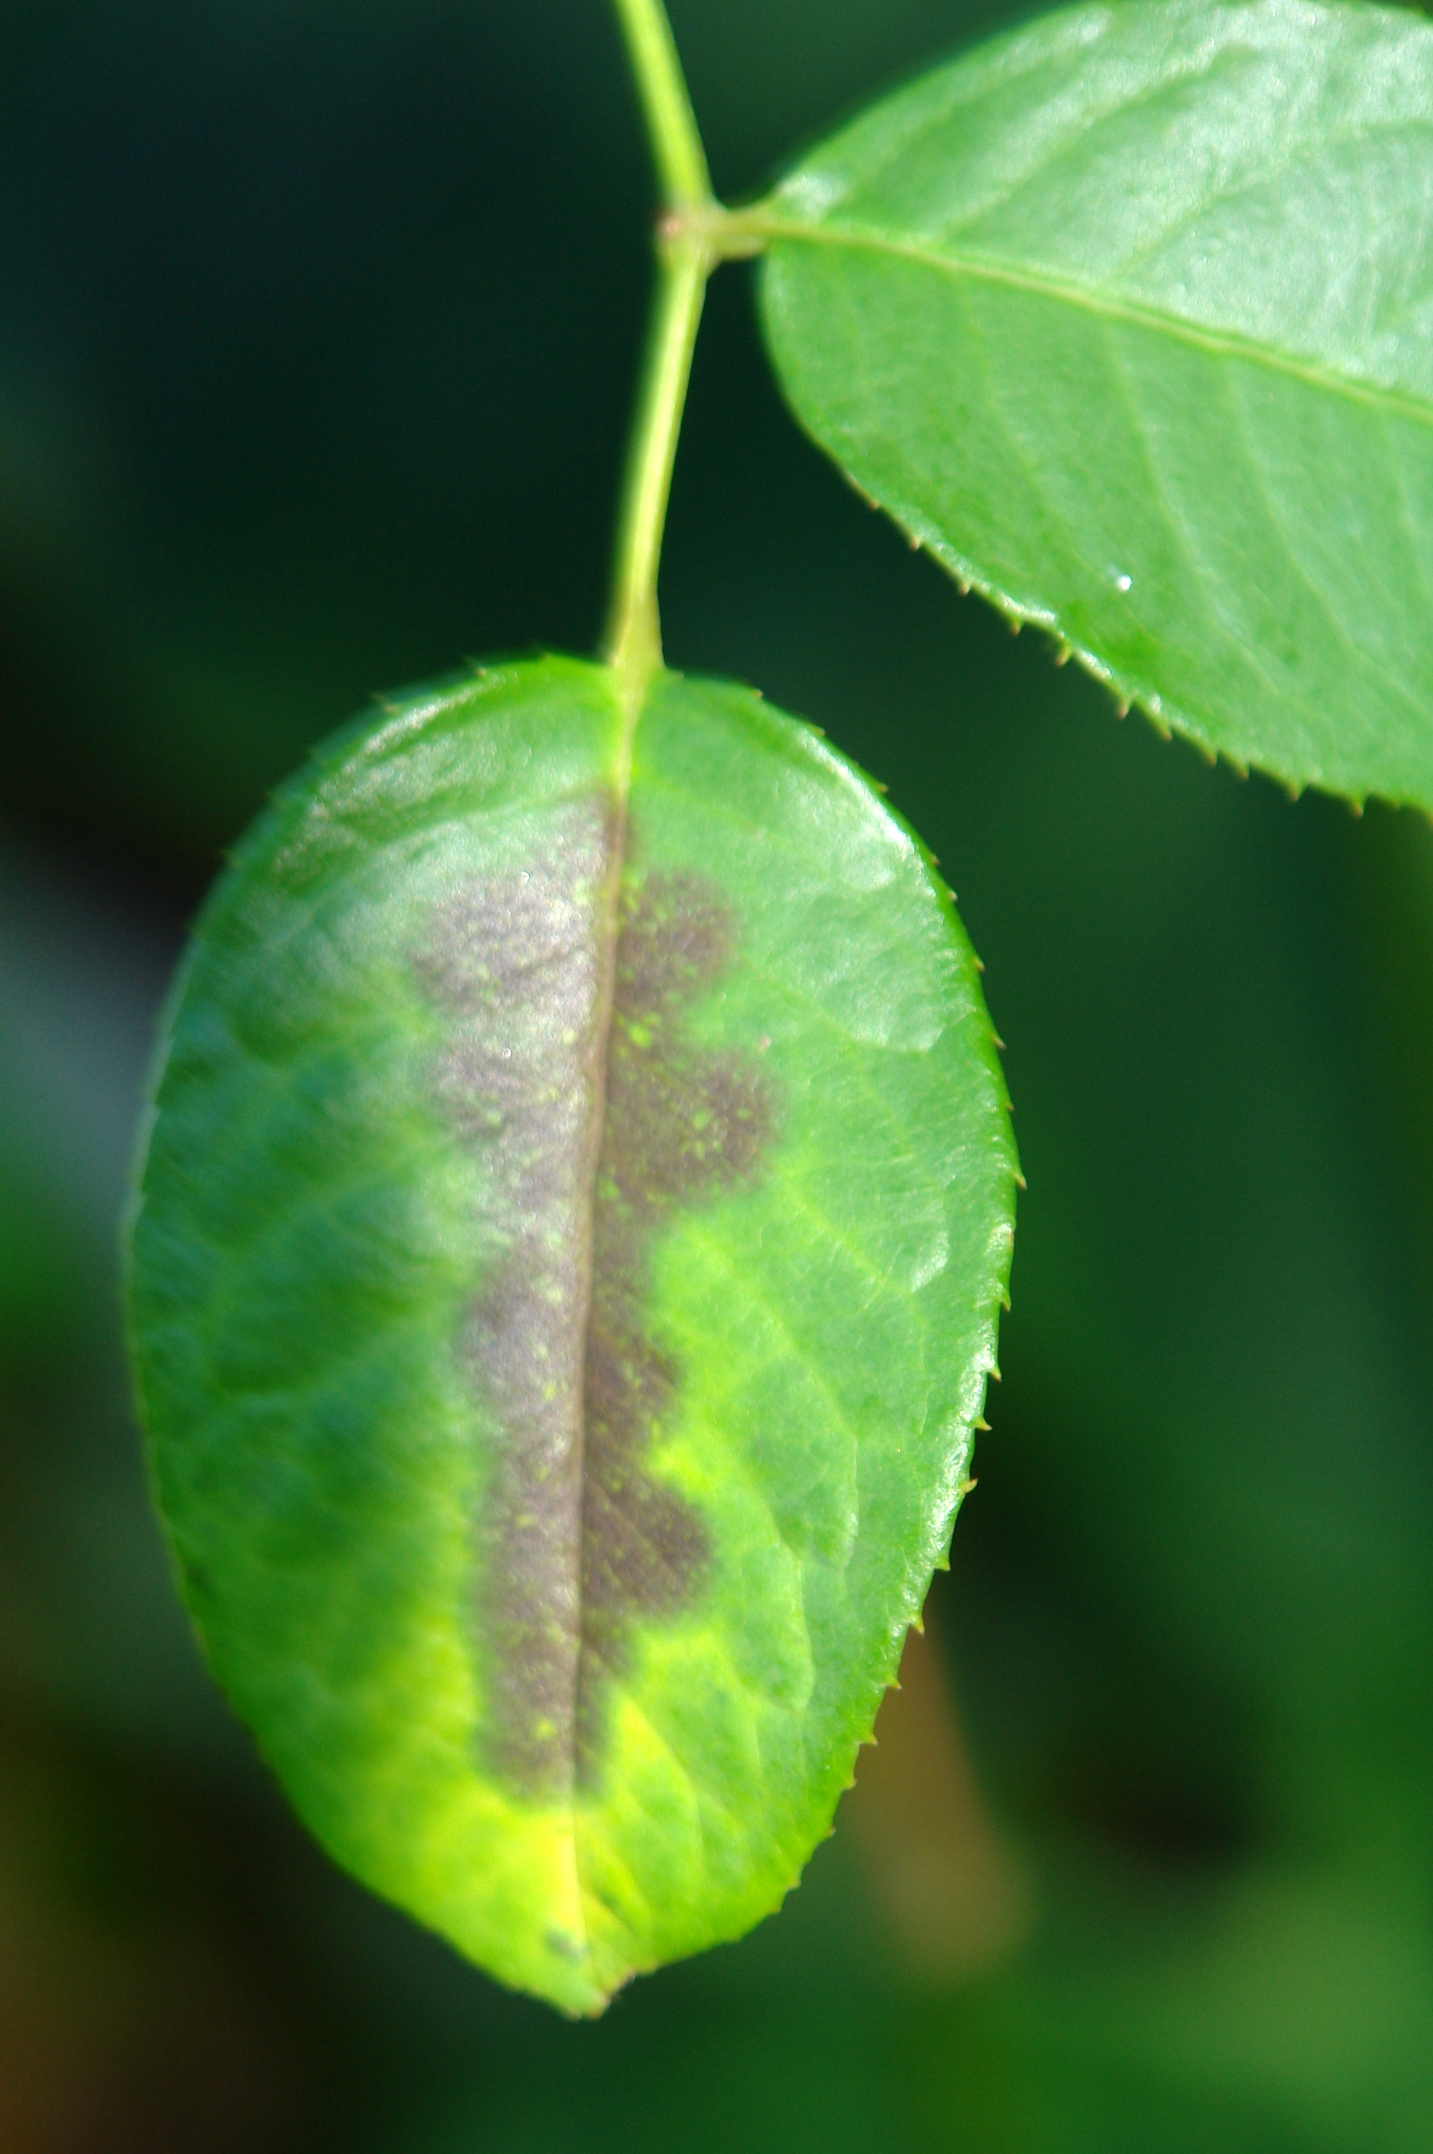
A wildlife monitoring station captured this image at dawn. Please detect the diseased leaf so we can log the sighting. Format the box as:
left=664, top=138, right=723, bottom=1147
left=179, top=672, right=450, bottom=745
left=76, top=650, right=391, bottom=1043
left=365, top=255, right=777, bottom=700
left=126, top=655, right=1016, bottom=2013
left=760, top=0, right=1433, bottom=808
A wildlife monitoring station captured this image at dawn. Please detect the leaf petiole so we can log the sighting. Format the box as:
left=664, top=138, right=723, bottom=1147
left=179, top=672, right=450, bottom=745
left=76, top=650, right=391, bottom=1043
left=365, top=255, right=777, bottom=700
left=602, top=219, right=710, bottom=707
left=604, top=2, right=781, bottom=708
left=603, top=0, right=724, bottom=709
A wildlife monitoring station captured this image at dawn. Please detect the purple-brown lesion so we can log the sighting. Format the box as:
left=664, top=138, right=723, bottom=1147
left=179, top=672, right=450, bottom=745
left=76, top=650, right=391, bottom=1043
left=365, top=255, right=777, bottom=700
left=578, top=870, right=772, bottom=1783
left=417, top=814, right=774, bottom=1798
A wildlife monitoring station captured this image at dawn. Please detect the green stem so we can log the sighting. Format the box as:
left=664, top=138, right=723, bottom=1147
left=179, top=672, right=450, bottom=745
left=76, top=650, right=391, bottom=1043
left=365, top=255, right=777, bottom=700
left=603, top=0, right=716, bottom=705
left=603, top=231, right=709, bottom=701
left=610, top=0, right=710, bottom=209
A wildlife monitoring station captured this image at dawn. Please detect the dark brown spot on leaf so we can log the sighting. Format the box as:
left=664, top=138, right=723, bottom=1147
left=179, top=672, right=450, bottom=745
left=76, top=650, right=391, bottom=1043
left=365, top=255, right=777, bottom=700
left=417, top=818, right=774, bottom=1798
left=417, top=806, right=607, bottom=1792
left=578, top=871, right=773, bottom=1784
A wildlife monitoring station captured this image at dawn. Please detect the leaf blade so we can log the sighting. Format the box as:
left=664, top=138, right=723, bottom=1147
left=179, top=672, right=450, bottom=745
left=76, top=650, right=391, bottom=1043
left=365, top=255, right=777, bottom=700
left=126, top=656, right=1016, bottom=2011
left=759, top=0, right=1433, bottom=805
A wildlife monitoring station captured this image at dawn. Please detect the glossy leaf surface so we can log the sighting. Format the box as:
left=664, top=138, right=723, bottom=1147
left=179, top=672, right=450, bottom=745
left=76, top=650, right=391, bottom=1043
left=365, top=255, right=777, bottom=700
left=126, top=656, right=1016, bottom=2013
left=761, top=0, right=1433, bottom=807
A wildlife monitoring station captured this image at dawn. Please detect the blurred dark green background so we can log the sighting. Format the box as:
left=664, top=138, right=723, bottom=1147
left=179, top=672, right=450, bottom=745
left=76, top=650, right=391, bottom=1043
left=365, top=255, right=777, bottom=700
left=4, top=1, right=1433, bottom=2146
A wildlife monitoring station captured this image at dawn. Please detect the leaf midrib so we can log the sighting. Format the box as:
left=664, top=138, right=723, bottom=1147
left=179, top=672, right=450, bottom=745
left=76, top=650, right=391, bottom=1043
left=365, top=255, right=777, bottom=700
left=557, top=673, right=647, bottom=1987
left=759, top=214, right=1433, bottom=433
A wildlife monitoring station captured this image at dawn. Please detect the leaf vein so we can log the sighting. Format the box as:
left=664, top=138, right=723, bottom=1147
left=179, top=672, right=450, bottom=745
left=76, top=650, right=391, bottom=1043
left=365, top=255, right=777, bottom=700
left=763, top=218, right=1433, bottom=431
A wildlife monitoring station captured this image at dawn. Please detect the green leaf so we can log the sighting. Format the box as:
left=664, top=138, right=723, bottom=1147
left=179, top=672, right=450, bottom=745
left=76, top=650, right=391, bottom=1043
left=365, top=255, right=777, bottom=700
left=759, top=0, right=1433, bottom=808
left=126, top=654, right=1016, bottom=2013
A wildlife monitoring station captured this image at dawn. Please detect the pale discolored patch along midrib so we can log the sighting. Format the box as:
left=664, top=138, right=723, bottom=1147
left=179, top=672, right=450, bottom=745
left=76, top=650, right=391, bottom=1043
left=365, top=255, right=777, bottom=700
left=419, top=804, right=610, bottom=1790
left=417, top=801, right=774, bottom=1799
